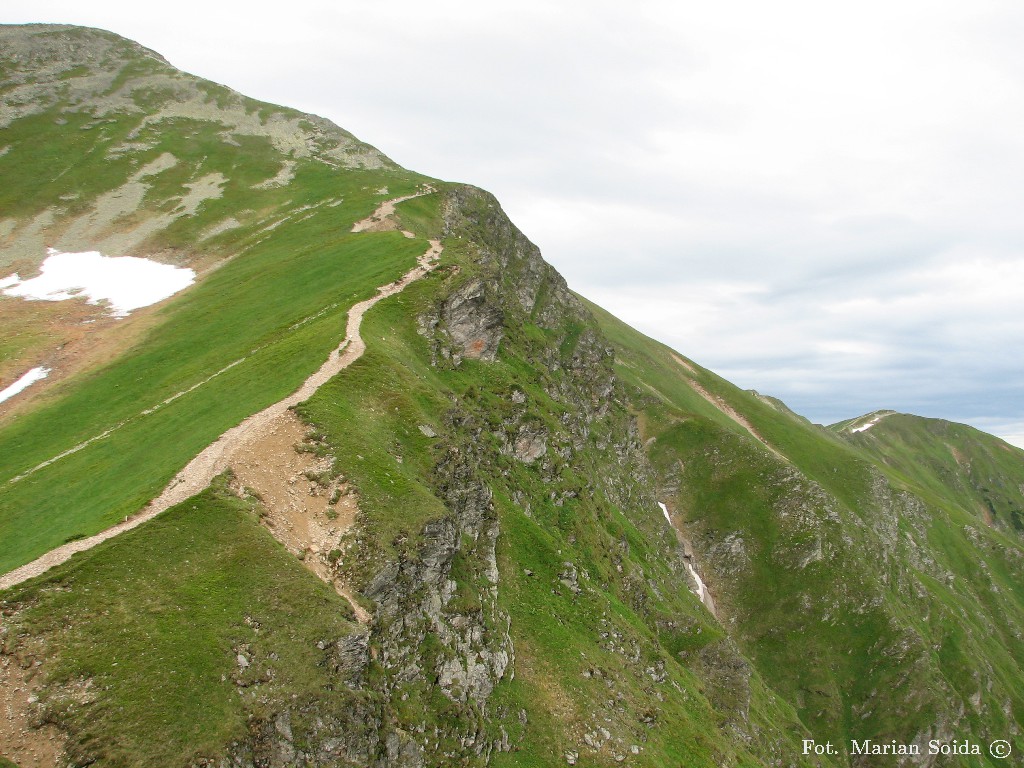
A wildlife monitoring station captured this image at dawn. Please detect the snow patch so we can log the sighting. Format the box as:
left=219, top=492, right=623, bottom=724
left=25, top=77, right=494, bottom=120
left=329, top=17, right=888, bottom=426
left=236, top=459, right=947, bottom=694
left=0, top=367, right=50, bottom=404
left=1, top=249, right=195, bottom=317
left=684, top=559, right=711, bottom=607
left=850, top=413, right=888, bottom=433
left=658, top=502, right=714, bottom=612
left=658, top=501, right=672, bottom=525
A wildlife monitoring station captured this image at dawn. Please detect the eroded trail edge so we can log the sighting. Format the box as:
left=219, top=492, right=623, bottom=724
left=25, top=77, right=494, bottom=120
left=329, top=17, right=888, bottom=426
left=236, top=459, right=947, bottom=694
left=230, top=409, right=372, bottom=623
left=0, top=226, right=442, bottom=591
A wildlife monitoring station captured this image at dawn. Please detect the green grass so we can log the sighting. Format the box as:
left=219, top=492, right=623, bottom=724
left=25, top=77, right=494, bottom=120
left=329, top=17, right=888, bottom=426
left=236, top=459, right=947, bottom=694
left=835, top=413, right=1024, bottom=533
left=3, top=26, right=1022, bottom=766
left=0, top=221, right=429, bottom=572
left=1, top=475, right=362, bottom=767
left=0, top=108, right=138, bottom=220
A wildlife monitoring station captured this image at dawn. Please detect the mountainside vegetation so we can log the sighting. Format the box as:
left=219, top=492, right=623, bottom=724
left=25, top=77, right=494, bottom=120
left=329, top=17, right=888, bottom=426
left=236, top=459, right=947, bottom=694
left=1, top=23, right=1021, bottom=768
left=833, top=412, right=1024, bottom=535
left=591, top=305, right=1024, bottom=763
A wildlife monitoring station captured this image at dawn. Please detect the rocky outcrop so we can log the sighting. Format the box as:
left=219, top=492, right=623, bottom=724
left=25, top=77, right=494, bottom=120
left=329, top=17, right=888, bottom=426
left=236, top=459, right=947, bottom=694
left=436, top=278, right=504, bottom=363
left=419, top=186, right=603, bottom=367
left=215, top=701, right=388, bottom=768
left=683, top=638, right=752, bottom=734
left=214, top=185, right=633, bottom=768
left=440, top=187, right=557, bottom=318
left=358, top=432, right=513, bottom=763
left=333, top=629, right=371, bottom=689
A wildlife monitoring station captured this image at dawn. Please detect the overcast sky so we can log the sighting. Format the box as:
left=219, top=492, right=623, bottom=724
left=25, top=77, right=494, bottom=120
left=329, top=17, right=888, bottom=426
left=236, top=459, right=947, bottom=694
left=6, top=1, right=1024, bottom=447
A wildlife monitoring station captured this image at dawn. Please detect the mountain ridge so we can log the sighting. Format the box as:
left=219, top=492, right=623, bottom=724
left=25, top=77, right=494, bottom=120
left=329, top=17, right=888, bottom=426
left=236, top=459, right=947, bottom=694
left=1, top=23, right=1022, bottom=768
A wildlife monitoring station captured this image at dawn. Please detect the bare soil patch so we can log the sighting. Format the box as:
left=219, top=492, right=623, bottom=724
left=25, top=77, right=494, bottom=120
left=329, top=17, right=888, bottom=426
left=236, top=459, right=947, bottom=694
left=0, top=289, right=172, bottom=422
left=670, top=353, right=696, bottom=373
left=0, top=653, right=64, bottom=768
left=350, top=186, right=433, bottom=234
left=229, top=410, right=369, bottom=623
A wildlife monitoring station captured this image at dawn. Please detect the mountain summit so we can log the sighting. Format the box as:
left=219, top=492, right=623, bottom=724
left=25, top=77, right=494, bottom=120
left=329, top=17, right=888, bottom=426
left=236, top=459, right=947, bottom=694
left=1, top=24, right=1022, bottom=768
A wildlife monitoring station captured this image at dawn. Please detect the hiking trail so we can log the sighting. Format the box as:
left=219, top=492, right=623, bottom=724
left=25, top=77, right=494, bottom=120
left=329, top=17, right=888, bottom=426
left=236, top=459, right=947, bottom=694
left=0, top=190, right=442, bottom=592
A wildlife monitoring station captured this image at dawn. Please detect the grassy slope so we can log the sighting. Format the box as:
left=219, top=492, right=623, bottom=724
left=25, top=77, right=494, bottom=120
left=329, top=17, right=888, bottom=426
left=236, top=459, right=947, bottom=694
left=2, top=24, right=1022, bottom=768
left=584, top=298, right=1024, bottom=764
left=0, top=474, right=364, bottom=767
left=3, top=24, right=812, bottom=768
left=0, top=202, right=817, bottom=766
left=0, top=218, right=425, bottom=571
left=6, top=175, right=1020, bottom=765
left=0, top=29, right=433, bottom=572
left=833, top=412, right=1024, bottom=534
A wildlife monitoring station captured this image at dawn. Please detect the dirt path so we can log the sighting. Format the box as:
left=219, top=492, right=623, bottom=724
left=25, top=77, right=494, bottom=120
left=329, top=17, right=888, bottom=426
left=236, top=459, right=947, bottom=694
left=350, top=187, right=431, bottom=234
left=0, top=194, right=442, bottom=592
left=670, top=355, right=789, bottom=464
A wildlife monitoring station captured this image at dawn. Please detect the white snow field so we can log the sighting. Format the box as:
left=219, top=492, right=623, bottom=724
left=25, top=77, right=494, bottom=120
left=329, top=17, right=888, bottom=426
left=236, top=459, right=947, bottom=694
left=1, top=249, right=195, bottom=317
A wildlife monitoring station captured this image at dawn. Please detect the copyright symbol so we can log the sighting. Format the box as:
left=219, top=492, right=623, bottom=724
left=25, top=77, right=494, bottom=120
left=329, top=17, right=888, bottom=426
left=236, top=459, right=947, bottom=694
left=990, top=740, right=1012, bottom=759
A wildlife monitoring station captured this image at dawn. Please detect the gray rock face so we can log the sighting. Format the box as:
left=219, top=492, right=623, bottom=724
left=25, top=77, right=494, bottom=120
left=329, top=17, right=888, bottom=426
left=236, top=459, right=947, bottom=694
left=368, top=462, right=512, bottom=682
left=333, top=629, right=371, bottom=688
left=385, top=731, right=425, bottom=768
left=440, top=188, right=550, bottom=317
left=440, top=279, right=504, bottom=362
left=214, top=695, right=395, bottom=768
left=558, top=562, right=582, bottom=595
left=420, top=186, right=610, bottom=376
left=510, top=425, right=547, bottom=464
left=360, top=436, right=514, bottom=762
